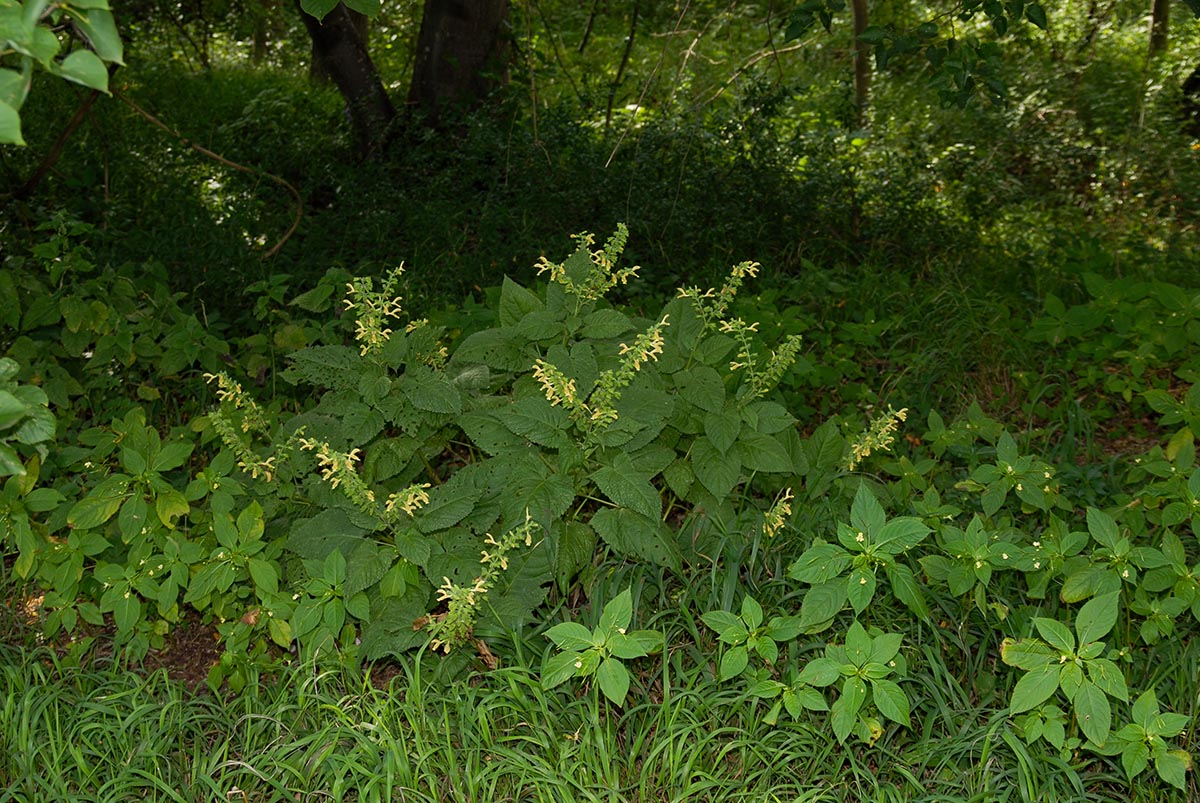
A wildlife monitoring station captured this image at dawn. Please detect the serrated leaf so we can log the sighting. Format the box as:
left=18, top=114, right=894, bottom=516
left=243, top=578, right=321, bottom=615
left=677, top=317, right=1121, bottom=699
left=1000, top=637, right=1055, bottom=671
left=690, top=436, right=740, bottom=499
left=598, top=588, right=633, bottom=635
left=874, top=518, right=930, bottom=553
left=591, top=453, right=661, bottom=520
left=850, top=484, right=886, bottom=537
left=737, top=430, right=792, bottom=473
left=831, top=676, right=867, bottom=743
left=788, top=542, right=851, bottom=584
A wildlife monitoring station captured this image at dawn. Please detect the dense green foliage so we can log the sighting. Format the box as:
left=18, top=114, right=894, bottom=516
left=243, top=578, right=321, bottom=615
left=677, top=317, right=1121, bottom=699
left=3, top=1, right=1200, bottom=800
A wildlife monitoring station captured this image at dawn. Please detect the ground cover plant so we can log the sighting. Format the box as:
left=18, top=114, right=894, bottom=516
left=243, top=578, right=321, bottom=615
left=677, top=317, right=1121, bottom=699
left=4, top=1, right=1200, bottom=800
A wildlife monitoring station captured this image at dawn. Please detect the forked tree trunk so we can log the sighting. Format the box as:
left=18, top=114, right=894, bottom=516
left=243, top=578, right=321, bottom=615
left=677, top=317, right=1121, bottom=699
left=408, top=0, right=511, bottom=126
left=298, top=1, right=395, bottom=158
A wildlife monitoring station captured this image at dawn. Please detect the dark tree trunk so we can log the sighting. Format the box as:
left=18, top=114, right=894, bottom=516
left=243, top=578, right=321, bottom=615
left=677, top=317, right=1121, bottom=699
left=1149, top=0, right=1169, bottom=56
left=1183, top=64, right=1200, bottom=137
left=297, top=1, right=395, bottom=158
left=407, top=0, right=511, bottom=126
left=310, top=7, right=368, bottom=82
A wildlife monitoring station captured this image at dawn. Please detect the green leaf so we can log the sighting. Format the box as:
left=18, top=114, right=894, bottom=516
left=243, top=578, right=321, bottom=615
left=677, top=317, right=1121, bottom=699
left=871, top=678, right=910, bottom=727
left=590, top=508, right=680, bottom=569
left=591, top=453, right=661, bottom=520
left=873, top=518, right=930, bottom=553
left=598, top=588, right=633, bottom=636
left=1033, top=617, right=1075, bottom=653
left=545, top=622, right=595, bottom=651
left=248, top=558, right=279, bottom=595
left=740, top=595, right=763, bottom=630
left=831, top=676, right=867, bottom=743
left=798, top=582, right=847, bottom=632
left=885, top=563, right=929, bottom=618
left=788, top=542, right=851, bottom=584
left=1086, top=658, right=1128, bottom=703
left=1074, top=680, right=1111, bottom=746
left=0, top=66, right=31, bottom=110
left=342, top=0, right=382, bottom=15
left=1075, top=591, right=1119, bottom=645
left=799, top=656, right=842, bottom=686
left=68, top=475, right=130, bottom=529
left=1086, top=507, right=1119, bottom=550
left=554, top=521, right=595, bottom=593
left=690, top=436, right=740, bottom=499
left=847, top=567, right=876, bottom=613
left=1154, top=750, right=1190, bottom=790
left=737, top=430, right=792, bottom=473
left=71, top=8, right=123, bottom=63
left=1025, top=3, right=1048, bottom=29
left=850, top=484, right=886, bottom=538
left=1009, top=664, right=1061, bottom=714
left=498, top=277, right=543, bottom=326
left=582, top=309, right=634, bottom=339
left=56, top=49, right=108, bottom=92
left=1000, top=638, right=1055, bottom=671
left=719, top=645, right=749, bottom=680
left=597, top=657, right=632, bottom=705
left=674, top=366, right=725, bottom=413
left=701, top=610, right=742, bottom=638
left=542, top=651, right=583, bottom=689
left=703, top=407, right=742, bottom=454
left=868, top=632, right=903, bottom=666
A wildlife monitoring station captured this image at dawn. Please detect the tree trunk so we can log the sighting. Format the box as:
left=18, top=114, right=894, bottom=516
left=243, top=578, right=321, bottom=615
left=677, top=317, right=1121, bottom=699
left=851, top=0, right=869, bottom=129
left=1148, top=0, right=1169, bottom=56
left=297, top=1, right=395, bottom=158
left=311, top=7, right=368, bottom=83
left=408, top=0, right=511, bottom=126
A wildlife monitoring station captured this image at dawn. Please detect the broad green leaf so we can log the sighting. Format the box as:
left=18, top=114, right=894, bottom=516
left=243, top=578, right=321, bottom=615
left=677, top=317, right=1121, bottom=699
left=788, top=542, right=851, bottom=584
left=497, top=277, right=542, bottom=327
left=844, top=621, right=872, bottom=666
left=541, top=651, right=583, bottom=689
left=1130, top=688, right=1158, bottom=726
left=719, top=645, right=749, bottom=680
left=1025, top=3, right=1048, bottom=29
left=1086, top=658, right=1128, bottom=702
left=868, top=632, right=903, bottom=666
left=582, top=308, right=634, bottom=339
left=871, top=678, right=910, bottom=727
left=247, top=558, right=279, bottom=594
left=740, top=595, right=764, bottom=629
left=1086, top=507, right=1120, bottom=550
left=57, top=49, right=108, bottom=92
left=598, top=588, right=633, bottom=636
left=1155, top=750, right=1191, bottom=791
left=1075, top=591, right=1119, bottom=645
left=591, top=453, right=661, bottom=520
left=608, top=630, right=654, bottom=660
left=849, top=484, right=886, bottom=537
left=885, top=563, right=929, bottom=618
left=71, top=8, right=123, bottom=63
left=554, top=521, right=595, bottom=593
left=831, top=676, right=867, bottom=743
left=590, top=508, right=680, bottom=569
left=1060, top=565, right=1119, bottom=602
left=0, top=67, right=30, bottom=110
left=342, top=0, right=382, bottom=15
left=545, top=622, right=595, bottom=651
left=1074, top=680, right=1111, bottom=746
left=1009, top=664, right=1061, bottom=714
left=703, top=407, right=741, bottom=454
left=798, top=656, right=841, bottom=686
left=68, top=475, right=130, bottom=529
left=690, top=436, right=740, bottom=499
left=764, top=615, right=802, bottom=641
left=798, top=581, right=847, bottom=632
left=1000, top=637, right=1055, bottom=671
left=117, top=495, right=149, bottom=542
left=847, top=567, right=876, bottom=613
left=701, top=609, right=743, bottom=638
left=597, top=657, right=631, bottom=705
left=1033, top=617, right=1075, bottom=653
left=736, top=431, right=792, bottom=473
left=873, top=518, right=930, bottom=553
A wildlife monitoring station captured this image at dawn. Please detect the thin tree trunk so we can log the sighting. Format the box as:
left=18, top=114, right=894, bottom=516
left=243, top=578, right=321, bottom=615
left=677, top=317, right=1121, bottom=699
left=298, top=1, right=395, bottom=157
left=851, top=0, right=869, bottom=129
left=1149, top=0, right=1169, bottom=55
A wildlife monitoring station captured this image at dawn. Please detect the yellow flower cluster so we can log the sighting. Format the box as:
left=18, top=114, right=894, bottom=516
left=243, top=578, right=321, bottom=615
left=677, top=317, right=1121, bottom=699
left=384, top=483, right=432, bottom=522
left=204, top=372, right=268, bottom=433
left=344, top=265, right=405, bottom=357
left=535, top=226, right=640, bottom=303
left=427, top=514, right=540, bottom=653
left=762, top=488, right=794, bottom=539
left=845, top=407, right=909, bottom=471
